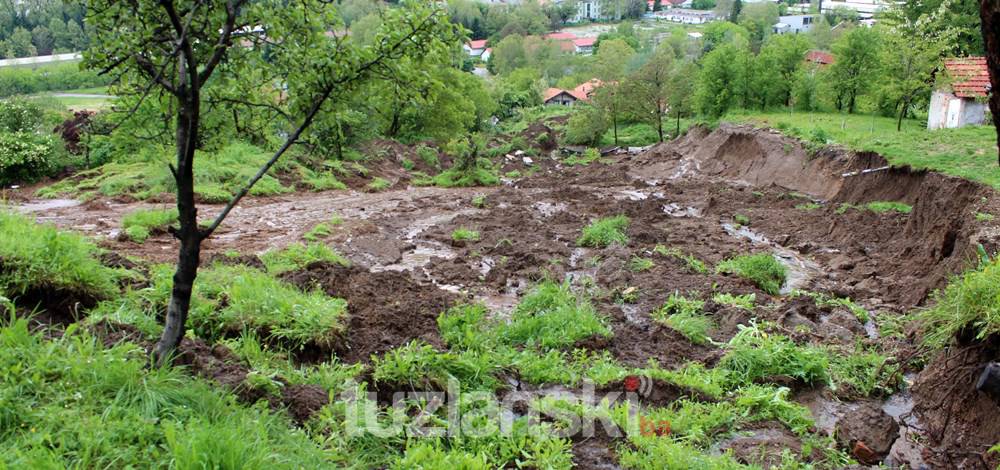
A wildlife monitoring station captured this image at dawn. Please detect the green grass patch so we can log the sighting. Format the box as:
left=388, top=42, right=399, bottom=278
left=733, top=213, right=750, bottom=226
left=791, top=289, right=870, bottom=323
left=830, top=347, right=901, bottom=398
left=627, top=256, right=654, bottom=272
left=0, top=318, right=331, bottom=468
left=976, top=212, right=995, bottom=222
left=653, top=245, right=709, bottom=274
left=121, top=207, right=177, bottom=243
left=652, top=293, right=713, bottom=345
left=303, top=215, right=343, bottom=242
left=502, top=280, right=611, bottom=350
left=260, top=242, right=349, bottom=275
left=563, top=148, right=601, bottom=166
left=0, top=211, right=118, bottom=301
left=471, top=195, right=487, bottom=208
left=719, top=323, right=830, bottom=387
left=451, top=228, right=480, bottom=242
left=916, top=256, right=1000, bottom=348
left=711, top=292, right=755, bottom=311
left=366, top=177, right=391, bottom=192
left=577, top=215, right=629, bottom=248
left=716, top=253, right=787, bottom=295
left=795, top=202, right=822, bottom=211
left=726, top=110, right=1000, bottom=190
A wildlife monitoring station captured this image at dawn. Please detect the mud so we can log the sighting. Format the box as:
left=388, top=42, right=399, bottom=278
left=19, top=123, right=1000, bottom=467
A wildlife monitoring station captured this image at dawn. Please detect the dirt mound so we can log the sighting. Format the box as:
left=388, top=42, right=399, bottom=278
left=281, top=262, right=457, bottom=363
left=912, top=339, right=1000, bottom=469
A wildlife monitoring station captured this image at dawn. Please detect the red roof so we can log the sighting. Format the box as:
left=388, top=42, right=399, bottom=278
left=572, top=37, right=597, bottom=47
left=544, top=32, right=577, bottom=41
left=945, top=57, right=990, bottom=98
left=571, top=79, right=603, bottom=101
left=467, top=39, right=488, bottom=50
left=805, top=50, right=835, bottom=66
left=543, top=87, right=577, bottom=103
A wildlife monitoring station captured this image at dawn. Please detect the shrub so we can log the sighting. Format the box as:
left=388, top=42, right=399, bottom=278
left=716, top=253, right=787, bottom=295
left=577, top=215, right=629, bottom=248
left=0, top=132, right=56, bottom=185
left=121, top=208, right=177, bottom=243
left=415, top=145, right=440, bottom=168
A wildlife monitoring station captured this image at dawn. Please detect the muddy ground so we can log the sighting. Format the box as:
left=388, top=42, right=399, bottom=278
left=17, top=123, right=1000, bottom=469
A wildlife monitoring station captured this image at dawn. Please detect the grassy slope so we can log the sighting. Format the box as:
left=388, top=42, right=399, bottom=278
left=725, top=110, right=1000, bottom=189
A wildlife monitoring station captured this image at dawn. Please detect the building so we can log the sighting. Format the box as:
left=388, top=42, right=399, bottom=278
left=928, top=57, right=990, bottom=130
left=543, top=88, right=581, bottom=106
left=773, top=15, right=816, bottom=34
left=541, top=31, right=599, bottom=55
left=463, top=39, right=489, bottom=59
left=572, top=37, right=597, bottom=54
left=652, top=8, right=716, bottom=24
left=804, top=50, right=835, bottom=67
left=820, top=0, right=890, bottom=20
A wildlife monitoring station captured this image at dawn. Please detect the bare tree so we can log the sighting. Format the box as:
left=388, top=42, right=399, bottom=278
left=980, top=0, right=1000, bottom=166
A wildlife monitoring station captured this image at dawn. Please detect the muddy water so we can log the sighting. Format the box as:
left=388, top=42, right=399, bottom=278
left=720, top=222, right=824, bottom=294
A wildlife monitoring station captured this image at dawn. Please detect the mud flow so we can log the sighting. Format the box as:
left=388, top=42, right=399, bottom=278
left=19, top=124, right=1000, bottom=468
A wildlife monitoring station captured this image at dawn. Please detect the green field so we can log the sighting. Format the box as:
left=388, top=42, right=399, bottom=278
left=28, top=86, right=112, bottom=110
left=725, top=110, right=1000, bottom=189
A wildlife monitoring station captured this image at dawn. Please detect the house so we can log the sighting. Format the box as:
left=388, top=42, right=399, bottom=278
left=543, top=88, right=580, bottom=106
left=820, top=0, right=888, bottom=20
left=482, top=48, right=492, bottom=62
left=653, top=8, right=716, bottom=24
left=804, top=50, right=835, bottom=67
left=463, top=39, right=488, bottom=59
left=548, top=0, right=601, bottom=22
left=928, top=57, right=990, bottom=130
left=543, top=79, right=604, bottom=106
left=572, top=37, right=597, bottom=55
left=773, top=15, right=816, bottom=34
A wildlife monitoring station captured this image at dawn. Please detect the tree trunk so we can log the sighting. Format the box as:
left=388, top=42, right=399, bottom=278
left=613, top=111, right=619, bottom=146
left=153, top=91, right=202, bottom=366
left=980, top=0, right=1000, bottom=166
left=656, top=105, right=664, bottom=143
left=896, top=98, right=908, bottom=132
left=675, top=110, right=681, bottom=137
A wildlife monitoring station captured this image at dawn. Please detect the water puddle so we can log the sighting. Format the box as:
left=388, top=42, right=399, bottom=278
left=663, top=203, right=703, bottom=218
left=16, top=198, right=81, bottom=212
left=533, top=201, right=567, bottom=218
left=721, top=223, right=824, bottom=294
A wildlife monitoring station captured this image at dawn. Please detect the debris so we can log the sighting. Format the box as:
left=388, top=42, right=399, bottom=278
left=843, top=166, right=891, bottom=177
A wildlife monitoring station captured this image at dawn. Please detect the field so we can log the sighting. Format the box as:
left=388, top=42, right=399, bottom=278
left=7, top=120, right=1000, bottom=468
left=726, top=110, right=1000, bottom=189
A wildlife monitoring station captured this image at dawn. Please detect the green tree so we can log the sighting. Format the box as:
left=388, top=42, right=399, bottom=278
left=31, top=26, right=53, bottom=55
left=738, top=2, right=779, bottom=49
left=84, top=0, right=458, bottom=364
left=489, top=34, right=527, bottom=75
left=807, top=15, right=834, bottom=50
left=667, top=60, right=698, bottom=136
left=624, top=44, right=674, bottom=142
left=729, top=0, right=743, bottom=23
left=64, top=20, right=86, bottom=51
left=565, top=104, right=609, bottom=146
left=653, top=0, right=663, bottom=11
left=4, top=27, right=36, bottom=58
left=754, top=34, right=811, bottom=107
left=695, top=43, right=746, bottom=117
left=827, top=26, right=882, bottom=113
left=48, top=18, right=69, bottom=51
left=879, top=9, right=953, bottom=130
left=701, top=20, right=750, bottom=54
left=592, top=38, right=636, bottom=145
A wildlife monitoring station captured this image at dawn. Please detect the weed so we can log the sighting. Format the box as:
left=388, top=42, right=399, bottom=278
left=791, top=290, right=869, bottom=323
left=733, top=213, right=750, bottom=226
left=711, top=292, right=755, bottom=311
left=260, top=242, right=349, bottom=274
left=471, top=195, right=486, bottom=208
left=504, top=170, right=522, bottom=179
left=829, top=346, right=901, bottom=398
left=865, top=201, right=912, bottom=214
left=627, top=256, right=654, bottom=272
left=366, top=177, right=391, bottom=192
left=716, top=253, right=787, bottom=295
left=976, top=212, right=995, bottom=222
left=614, top=286, right=640, bottom=304
left=451, top=228, right=481, bottom=242
left=734, top=384, right=814, bottom=435
left=121, top=207, right=177, bottom=243
left=653, top=245, right=709, bottom=274
left=563, top=148, right=601, bottom=166
left=577, top=215, right=629, bottom=248
left=795, top=202, right=821, bottom=211
left=415, top=145, right=440, bottom=169
left=652, top=293, right=713, bottom=345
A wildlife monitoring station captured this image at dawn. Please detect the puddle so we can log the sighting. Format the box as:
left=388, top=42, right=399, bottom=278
left=16, top=198, right=81, bottom=212
left=662, top=203, right=703, bottom=218
left=533, top=201, right=567, bottom=217
left=617, top=190, right=649, bottom=201
left=374, top=243, right=456, bottom=273
left=721, top=223, right=824, bottom=294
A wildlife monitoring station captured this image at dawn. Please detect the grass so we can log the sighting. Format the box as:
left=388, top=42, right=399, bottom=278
left=976, top=212, right=995, bottom=222
left=0, top=318, right=332, bottom=468
left=711, top=292, right=756, bottom=311
left=0, top=210, right=118, bottom=301
left=259, top=242, right=350, bottom=274
left=366, top=177, right=391, bottom=192
left=726, top=110, right=1000, bottom=190
left=653, top=245, right=709, bottom=274
left=577, top=215, right=629, bottom=248
left=916, top=256, right=1000, bottom=348
left=733, top=213, right=750, bottom=226
left=837, top=201, right=913, bottom=215
left=502, top=280, right=611, bottom=350
left=652, top=293, right=713, bottom=345
left=795, top=202, right=822, bottom=211
left=471, top=195, right=486, bottom=208
left=38, top=142, right=301, bottom=202
left=719, top=323, right=830, bottom=387
left=627, top=256, right=654, bottom=272
left=121, top=207, right=177, bottom=243
left=791, top=289, right=870, bottom=323
left=303, top=215, right=343, bottom=242
left=830, top=347, right=902, bottom=398
left=716, top=253, right=787, bottom=295
left=563, top=148, right=602, bottom=166
left=451, top=228, right=480, bottom=242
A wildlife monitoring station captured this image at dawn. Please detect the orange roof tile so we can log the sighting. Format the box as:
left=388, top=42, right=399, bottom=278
left=944, top=57, right=990, bottom=98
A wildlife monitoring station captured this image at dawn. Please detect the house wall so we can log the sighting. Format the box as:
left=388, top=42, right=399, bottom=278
left=927, top=91, right=987, bottom=129
left=546, top=94, right=577, bottom=106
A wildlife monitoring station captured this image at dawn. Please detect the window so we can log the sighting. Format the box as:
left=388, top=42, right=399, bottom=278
left=803, top=16, right=813, bottom=25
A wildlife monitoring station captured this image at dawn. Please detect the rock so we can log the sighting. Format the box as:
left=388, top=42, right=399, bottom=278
left=522, top=156, right=533, bottom=165
left=835, top=401, right=899, bottom=464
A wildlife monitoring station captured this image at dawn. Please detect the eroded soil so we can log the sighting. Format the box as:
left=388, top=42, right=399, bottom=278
left=19, top=124, right=1000, bottom=469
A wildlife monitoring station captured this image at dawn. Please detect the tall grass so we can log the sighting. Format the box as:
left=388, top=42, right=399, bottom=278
left=716, top=253, right=787, bottom=295
left=577, top=215, right=629, bottom=248
left=917, top=256, right=1000, bottom=348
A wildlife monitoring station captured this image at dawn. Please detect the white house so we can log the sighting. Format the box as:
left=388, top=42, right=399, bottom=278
left=773, top=15, right=816, bottom=34
left=653, top=8, right=716, bottom=24
left=463, top=39, right=489, bottom=59
left=928, top=57, right=990, bottom=130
